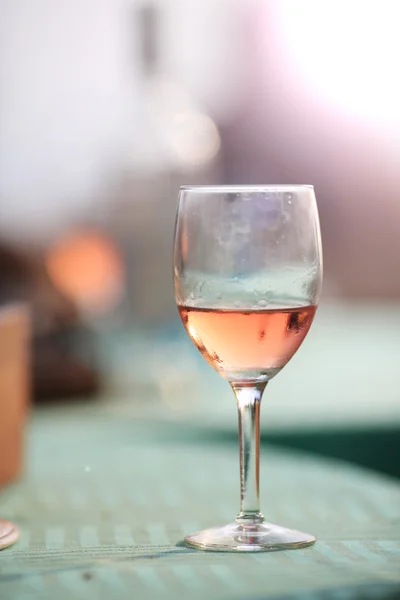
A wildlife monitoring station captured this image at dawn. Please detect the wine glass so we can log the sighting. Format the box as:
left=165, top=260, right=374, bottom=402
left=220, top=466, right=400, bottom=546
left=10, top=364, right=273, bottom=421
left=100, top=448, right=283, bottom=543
left=0, top=520, right=19, bottom=550
left=174, top=185, right=322, bottom=552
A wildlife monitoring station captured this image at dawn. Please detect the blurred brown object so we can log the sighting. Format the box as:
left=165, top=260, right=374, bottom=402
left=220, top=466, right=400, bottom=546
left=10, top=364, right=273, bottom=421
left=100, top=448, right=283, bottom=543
left=0, top=241, right=100, bottom=401
left=32, top=331, right=100, bottom=402
left=0, top=305, right=29, bottom=484
left=0, top=240, right=77, bottom=336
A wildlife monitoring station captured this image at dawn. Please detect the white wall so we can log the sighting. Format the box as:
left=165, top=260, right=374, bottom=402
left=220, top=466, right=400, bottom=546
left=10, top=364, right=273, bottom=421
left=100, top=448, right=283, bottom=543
left=0, top=0, right=131, bottom=239
left=0, top=0, right=248, bottom=241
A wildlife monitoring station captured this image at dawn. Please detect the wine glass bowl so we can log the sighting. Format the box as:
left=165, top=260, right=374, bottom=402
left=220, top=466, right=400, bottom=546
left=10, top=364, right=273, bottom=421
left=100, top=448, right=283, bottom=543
left=174, top=185, right=322, bottom=551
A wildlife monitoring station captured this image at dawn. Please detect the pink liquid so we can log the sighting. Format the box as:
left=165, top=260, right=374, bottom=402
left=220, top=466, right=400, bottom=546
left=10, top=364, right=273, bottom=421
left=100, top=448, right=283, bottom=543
left=179, top=305, right=317, bottom=382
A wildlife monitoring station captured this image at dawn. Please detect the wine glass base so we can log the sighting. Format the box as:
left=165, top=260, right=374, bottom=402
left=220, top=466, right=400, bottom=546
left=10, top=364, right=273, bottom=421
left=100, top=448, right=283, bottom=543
left=0, top=519, right=19, bottom=550
left=184, top=521, right=315, bottom=552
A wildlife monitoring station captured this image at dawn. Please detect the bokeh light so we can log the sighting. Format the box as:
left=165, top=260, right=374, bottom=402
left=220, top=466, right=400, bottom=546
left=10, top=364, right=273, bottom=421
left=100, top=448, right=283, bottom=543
left=46, top=230, right=124, bottom=314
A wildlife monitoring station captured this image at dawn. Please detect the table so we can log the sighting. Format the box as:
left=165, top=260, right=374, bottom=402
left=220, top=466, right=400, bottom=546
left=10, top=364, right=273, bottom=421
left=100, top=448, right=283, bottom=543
left=1, top=410, right=400, bottom=599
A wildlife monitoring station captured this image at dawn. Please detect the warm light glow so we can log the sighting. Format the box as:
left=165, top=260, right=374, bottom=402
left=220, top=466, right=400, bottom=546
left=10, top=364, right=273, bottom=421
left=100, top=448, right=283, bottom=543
left=276, top=0, right=400, bottom=122
left=168, top=111, right=221, bottom=166
left=46, top=230, right=123, bottom=313
left=148, top=77, right=221, bottom=167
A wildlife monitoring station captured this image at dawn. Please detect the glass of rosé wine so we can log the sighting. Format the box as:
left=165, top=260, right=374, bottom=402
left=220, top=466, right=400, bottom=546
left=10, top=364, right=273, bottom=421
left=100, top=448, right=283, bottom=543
left=174, top=185, right=322, bottom=552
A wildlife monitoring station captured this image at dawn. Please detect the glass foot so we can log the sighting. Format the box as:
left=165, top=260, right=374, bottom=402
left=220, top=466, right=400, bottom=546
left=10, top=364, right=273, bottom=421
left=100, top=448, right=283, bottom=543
left=185, top=521, right=315, bottom=552
left=0, top=519, right=19, bottom=550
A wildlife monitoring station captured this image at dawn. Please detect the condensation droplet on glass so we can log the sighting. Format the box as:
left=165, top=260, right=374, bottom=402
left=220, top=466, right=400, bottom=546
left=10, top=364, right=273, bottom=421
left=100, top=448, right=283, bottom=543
left=258, top=299, right=268, bottom=307
left=233, top=276, right=239, bottom=282
left=234, top=301, right=241, bottom=308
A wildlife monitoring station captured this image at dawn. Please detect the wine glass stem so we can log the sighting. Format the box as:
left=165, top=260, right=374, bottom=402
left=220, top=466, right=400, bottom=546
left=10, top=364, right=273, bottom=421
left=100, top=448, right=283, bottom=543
left=232, top=382, right=267, bottom=525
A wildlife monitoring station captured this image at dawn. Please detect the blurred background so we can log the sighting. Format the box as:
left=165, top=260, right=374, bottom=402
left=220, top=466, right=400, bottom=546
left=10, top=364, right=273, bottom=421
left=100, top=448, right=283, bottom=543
left=1, top=0, right=399, bottom=477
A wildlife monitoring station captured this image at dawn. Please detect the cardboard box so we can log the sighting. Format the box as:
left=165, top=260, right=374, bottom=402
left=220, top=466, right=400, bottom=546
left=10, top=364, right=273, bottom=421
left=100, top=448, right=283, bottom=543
left=0, top=305, right=30, bottom=485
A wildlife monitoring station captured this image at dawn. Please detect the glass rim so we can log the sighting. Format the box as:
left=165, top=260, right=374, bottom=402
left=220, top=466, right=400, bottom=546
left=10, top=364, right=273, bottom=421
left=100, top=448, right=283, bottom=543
left=179, top=184, right=314, bottom=193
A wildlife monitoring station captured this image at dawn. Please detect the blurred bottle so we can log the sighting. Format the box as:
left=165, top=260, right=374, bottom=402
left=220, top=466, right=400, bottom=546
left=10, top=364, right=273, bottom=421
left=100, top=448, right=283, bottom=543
left=103, top=2, right=222, bottom=326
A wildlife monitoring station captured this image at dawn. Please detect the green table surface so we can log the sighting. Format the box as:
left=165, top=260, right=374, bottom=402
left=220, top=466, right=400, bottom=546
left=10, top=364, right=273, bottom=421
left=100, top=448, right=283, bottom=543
left=1, top=410, right=400, bottom=600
